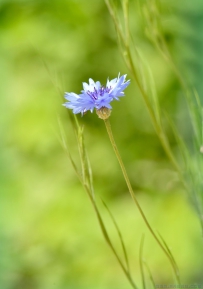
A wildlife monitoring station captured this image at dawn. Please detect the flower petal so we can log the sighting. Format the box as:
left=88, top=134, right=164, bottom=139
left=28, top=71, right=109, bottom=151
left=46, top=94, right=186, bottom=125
left=63, top=74, right=130, bottom=115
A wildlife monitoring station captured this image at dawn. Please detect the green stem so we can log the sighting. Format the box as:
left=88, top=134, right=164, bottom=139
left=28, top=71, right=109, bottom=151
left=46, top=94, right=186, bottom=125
left=73, top=117, right=138, bottom=289
left=125, top=46, right=181, bottom=174
left=83, top=184, right=138, bottom=289
left=105, top=0, right=180, bottom=180
left=104, top=118, right=180, bottom=284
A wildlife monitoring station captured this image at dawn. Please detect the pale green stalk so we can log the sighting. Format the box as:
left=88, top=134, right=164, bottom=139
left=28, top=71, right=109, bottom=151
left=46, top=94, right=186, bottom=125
left=101, top=199, right=131, bottom=274
left=143, top=262, right=156, bottom=289
left=139, top=234, right=146, bottom=289
left=60, top=117, right=138, bottom=289
left=105, top=0, right=203, bottom=234
left=105, top=0, right=181, bottom=176
left=142, top=0, right=203, bottom=233
left=125, top=46, right=181, bottom=173
left=84, top=184, right=138, bottom=289
left=104, top=118, right=181, bottom=284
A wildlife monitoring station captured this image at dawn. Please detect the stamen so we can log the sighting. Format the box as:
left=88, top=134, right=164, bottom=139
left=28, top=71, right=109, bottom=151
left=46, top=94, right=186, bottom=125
left=87, top=88, right=98, bottom=100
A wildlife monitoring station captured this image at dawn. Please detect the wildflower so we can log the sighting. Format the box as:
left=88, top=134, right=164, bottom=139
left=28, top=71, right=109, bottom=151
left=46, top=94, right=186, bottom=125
left=63, top=74, right=130, bottom=118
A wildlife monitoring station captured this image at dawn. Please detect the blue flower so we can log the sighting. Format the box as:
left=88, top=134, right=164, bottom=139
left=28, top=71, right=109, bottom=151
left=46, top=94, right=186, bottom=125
left=63, top=74, right=130, bottom=116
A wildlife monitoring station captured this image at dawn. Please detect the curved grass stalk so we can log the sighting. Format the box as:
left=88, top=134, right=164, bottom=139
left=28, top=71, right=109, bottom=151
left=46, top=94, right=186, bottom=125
left=143, top=262, right=156, bottom=289
left=105, top=0, right=181, bottom=176
left=139, top=234, right=146, bottom=289
left=104, top=118, right=181, bottom=284
left=105, top=0, right=203, bottom=234
left=60, top=117, right=138, bottom=289
left=84, top=184, right=138, bottom=289
left=101, top=199, right=131, bottom=273
left=141, top=0, right=203, bottom=234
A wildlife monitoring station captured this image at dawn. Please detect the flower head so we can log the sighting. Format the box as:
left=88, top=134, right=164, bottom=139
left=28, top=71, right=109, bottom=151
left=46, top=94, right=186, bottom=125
left=63, top=74, right=130, bottom=117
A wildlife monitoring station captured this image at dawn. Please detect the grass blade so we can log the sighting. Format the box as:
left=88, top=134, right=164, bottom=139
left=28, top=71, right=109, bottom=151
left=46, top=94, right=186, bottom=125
left=157, top=232, right=180, bottom=283
left=139, top=234, right=146, bottom=289
left=101, top=199, right=130, bottom=273
left=143, top=262, right=156, bottom=289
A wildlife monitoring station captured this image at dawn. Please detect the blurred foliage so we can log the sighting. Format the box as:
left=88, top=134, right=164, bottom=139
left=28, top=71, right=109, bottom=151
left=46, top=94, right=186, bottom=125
left=0, top=0, right=203, bottom=288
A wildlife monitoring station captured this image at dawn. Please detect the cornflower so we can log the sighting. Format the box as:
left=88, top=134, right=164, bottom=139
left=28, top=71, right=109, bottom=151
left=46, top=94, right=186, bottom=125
left=63, top=74, right=130, bottom=119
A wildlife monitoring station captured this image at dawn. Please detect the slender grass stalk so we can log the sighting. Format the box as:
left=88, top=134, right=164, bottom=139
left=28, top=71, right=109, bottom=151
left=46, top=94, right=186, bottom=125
left=139, top=234, right=146, bottom=289
left=125, top=46, right=182, bottom=175
left=59, top=117, right=138, bottom=289
left=84, top=184, right=138, bottom=289
left=101, top=199, right=131, bottom=273
left=105, top=0, right=181, bottom=176
left=105, top=0, right=203, bottom=234
left=143, top=262, right=156, bottom=289
left=142, top=0, right=203, bottom=233
left=104, top=118, right=181, bottom=284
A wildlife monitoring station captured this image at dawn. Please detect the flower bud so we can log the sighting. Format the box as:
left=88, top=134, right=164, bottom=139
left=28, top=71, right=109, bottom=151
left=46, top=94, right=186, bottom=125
left=96, top=107, right=111, bottom=119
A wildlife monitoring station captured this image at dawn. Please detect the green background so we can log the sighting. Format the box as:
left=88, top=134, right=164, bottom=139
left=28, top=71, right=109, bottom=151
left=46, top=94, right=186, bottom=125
left=0, top=0, right=203, bottom=288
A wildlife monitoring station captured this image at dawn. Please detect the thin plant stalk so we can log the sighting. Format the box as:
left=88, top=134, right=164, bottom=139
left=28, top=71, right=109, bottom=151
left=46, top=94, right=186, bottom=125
left=101, top=199, right=131, bottom=273
left=104, top=1, right=203, bottom=234
left=104, top=118, right=180, bottom=284
left=84, top=184, right=138, bottom=289
left=59, top=117, right=138, bottom=289
left=139, top=234, right=146, bottom=289
left=105, top=0, right=181, bottom=176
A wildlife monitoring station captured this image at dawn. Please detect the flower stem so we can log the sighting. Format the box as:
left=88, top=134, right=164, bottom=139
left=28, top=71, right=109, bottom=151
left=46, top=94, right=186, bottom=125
left=104, top=118, right=180, bottom=284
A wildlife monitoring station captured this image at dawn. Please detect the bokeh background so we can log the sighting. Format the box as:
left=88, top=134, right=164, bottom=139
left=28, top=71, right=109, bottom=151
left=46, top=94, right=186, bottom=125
left=1, top=0, right=203, bottom=288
